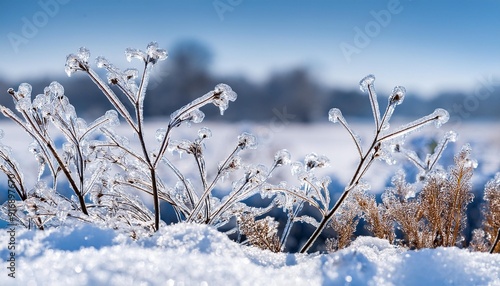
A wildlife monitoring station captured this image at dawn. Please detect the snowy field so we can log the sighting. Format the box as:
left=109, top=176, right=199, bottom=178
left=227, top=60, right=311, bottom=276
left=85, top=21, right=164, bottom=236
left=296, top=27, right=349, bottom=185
left=0, top=223, right=499, bottom=285
left=1, top=120, right=499, bottom=285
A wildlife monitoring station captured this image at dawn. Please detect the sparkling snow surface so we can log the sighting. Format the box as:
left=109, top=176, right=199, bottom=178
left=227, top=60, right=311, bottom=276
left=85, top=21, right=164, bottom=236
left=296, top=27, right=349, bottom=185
left=0, top=223, right=499, bottom=285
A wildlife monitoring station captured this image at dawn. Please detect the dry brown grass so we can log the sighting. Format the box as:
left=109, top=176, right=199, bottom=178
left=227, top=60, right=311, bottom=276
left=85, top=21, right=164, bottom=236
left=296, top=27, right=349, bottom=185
left=237, top=215, right=281, bottom=252
left=357, top=146, right=475, bottom=249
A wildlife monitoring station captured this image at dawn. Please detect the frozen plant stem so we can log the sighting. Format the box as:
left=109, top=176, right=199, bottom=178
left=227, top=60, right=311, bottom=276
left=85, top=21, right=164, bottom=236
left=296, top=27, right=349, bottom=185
left=490, top=228, right=500, bottom=254
left=300, top=76, right=448, bottom=253
left=79, top=49, right=163, bottom=230
left=3, top=90, right=89, bottom=215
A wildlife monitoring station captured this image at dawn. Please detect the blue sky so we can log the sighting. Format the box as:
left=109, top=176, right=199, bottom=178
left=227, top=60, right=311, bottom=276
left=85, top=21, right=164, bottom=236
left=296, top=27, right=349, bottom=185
left=1, top=0, right=499, bottom=97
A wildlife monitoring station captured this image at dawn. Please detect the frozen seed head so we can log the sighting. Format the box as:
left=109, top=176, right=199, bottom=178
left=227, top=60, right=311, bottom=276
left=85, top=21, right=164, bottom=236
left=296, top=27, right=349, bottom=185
left=246, top=164, right=268, bottom=184
left=17, top=83, right=32, bottom=99
left=146, top=42, right=168, bottom=64
left=124, top=68, right=139, bottom=80
left=65, top=47, right=90, bottom=77
left=214, top=84, right=237, bottom=101
left=198, top=127, right=212, bottom=140
left=274, top=149, right=291, bottom=167
left=328, top=108, right=342, bottom=123
left=65, top=54, right=80, bottom=76
left=11, top=83, right=32, bottom=102
left=155, top=128, right=167, bottom=142
left=238, top=132, right=257, bottom=150
left=359, top=74, right=376, bottom=93
left=304, top=153, right=330, bottom=170
left=95, top=56, right=110, bottom=68
left=48, top=81, right=64, bottom=98
left=124, top=42, right=167, bottom=64
left=433, top=108, right=449, bottom=127
left=77, top=47, right=90, bottom=63
left=125, top=47, right=147, bottom=62
left=445, top=130, right=458, bottom=142
left=213, top=83, right=237, bottom=115
left=227, top=156, right=242, bottom=171
left=389, top=86, right=406, bottom=105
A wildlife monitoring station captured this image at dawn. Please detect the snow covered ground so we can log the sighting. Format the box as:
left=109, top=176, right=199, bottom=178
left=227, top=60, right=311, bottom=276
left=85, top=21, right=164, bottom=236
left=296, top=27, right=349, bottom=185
left=0, top=223, right=499, bottom=285
left=1, top=120, right=499, bottom=285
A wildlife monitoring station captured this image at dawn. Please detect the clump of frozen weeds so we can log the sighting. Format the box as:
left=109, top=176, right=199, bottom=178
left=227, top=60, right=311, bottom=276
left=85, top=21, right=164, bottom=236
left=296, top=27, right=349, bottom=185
left=1, top=42, right=498, bottom=254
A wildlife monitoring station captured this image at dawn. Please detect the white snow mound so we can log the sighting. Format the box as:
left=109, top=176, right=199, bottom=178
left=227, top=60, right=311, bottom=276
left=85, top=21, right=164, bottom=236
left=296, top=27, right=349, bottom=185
left=1, top=223, right=499, bottom=285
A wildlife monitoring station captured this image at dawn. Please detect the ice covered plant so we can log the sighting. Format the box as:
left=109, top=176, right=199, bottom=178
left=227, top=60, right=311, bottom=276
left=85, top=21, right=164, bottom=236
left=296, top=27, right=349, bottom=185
left=298, top=75, right=450, bottom=253
left=0, top=82, right=118, bottom=228
left=63, top=43, right=262, bottom=232
left=1, top=42, right=294, bottom=237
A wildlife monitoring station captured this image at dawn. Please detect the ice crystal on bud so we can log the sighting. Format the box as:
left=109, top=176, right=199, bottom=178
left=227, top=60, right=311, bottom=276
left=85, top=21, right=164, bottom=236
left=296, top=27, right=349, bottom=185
left=17, top=83, right=32, bottom=100
left=156, top=128, right=167, bottom=143
left=65, top=55, right=80, bottom=76
left=222, top=156, right=242, bottom=172
left=389, top=86, right=406, bottom=106
left=96, top=56, right=110, bottom=68
left=238, top=132, right=257, bottom=150
left=213, top=84, right=237, bottom=115
left=433, top=108, right=449, bottom=127
left=65, top=47, right=90, bottom=76
left=328, top=108, right=342, bottom=123
left=146, top=42, right=168, bottom=63
left=49, top=81, right=64, bottom=98
left=274, top=149, right=291, bottom=167
left=245, top=164, right=268, bottom=184
left=304, top=153, right=330, bottom=170
left=445, top=130, right=458, bottom=142
left=124, top=68, right=139, bottom=80
left=77, top=47, right=90, bottom=63
left=125, top=48, right=147, bottom=62
left=359, top=74, right=376, bottom=93
left=290, top=162, right=304, bottom=176
left=198, top=127, right=212, bottom=140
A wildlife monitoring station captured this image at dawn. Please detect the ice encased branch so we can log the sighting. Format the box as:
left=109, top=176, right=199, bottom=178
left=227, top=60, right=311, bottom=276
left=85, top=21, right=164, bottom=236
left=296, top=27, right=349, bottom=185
left=378, top=108, right=450, bottom=143
left=329, top=108, right=363, bottom=158
left=359, top=75, right=381, bottom=130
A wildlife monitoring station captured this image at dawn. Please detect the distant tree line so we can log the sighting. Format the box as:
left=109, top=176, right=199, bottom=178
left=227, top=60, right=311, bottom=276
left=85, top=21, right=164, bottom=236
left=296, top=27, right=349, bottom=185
left=1, top=40, right=499, bottom=123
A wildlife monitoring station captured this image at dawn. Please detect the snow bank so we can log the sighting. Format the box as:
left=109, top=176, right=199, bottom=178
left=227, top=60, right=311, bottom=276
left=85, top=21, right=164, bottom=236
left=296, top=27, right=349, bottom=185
left=1, top=223, right=498, bottom=285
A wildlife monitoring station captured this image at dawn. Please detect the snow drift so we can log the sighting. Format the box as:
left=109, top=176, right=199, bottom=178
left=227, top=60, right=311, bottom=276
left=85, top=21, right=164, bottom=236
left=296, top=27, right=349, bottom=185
left=1, top=223, right=498, bottom=285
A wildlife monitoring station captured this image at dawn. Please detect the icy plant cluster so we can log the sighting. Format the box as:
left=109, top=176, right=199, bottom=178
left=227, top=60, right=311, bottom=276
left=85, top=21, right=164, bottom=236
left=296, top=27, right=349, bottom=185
left=0, top=43, right=498, bottom=254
